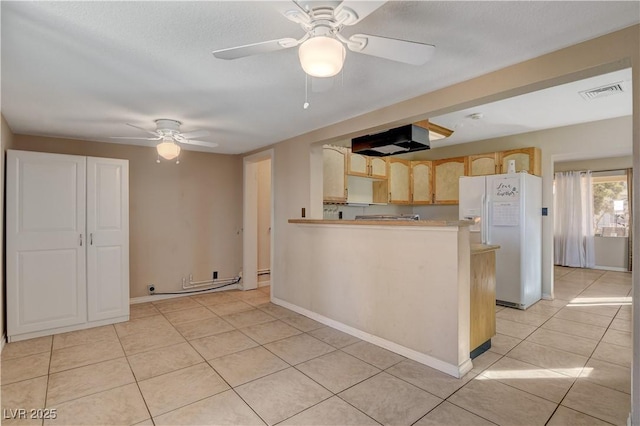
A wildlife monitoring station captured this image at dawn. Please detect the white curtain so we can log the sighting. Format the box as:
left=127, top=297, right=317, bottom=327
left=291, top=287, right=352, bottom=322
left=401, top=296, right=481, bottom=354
left=554, top=171, right=595, bottom=268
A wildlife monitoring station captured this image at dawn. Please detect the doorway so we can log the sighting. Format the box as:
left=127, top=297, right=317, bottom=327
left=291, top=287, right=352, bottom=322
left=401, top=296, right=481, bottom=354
left=243, top=150, right=274, bottom=293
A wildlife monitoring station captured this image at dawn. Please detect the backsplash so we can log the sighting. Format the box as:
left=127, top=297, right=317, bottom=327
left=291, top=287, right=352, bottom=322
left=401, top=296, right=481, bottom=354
left=323, top=204, right=457, bottom=220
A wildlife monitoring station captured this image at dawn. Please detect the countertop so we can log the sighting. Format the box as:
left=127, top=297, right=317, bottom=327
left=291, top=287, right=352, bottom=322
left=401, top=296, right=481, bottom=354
left=471, top=244, right=501, bottom=254
left=288, top=219, right=474, bottom=227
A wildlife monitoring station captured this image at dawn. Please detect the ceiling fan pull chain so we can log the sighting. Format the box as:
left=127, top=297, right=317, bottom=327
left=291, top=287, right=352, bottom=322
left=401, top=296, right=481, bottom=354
left=303, top=73, right=310, bottom=109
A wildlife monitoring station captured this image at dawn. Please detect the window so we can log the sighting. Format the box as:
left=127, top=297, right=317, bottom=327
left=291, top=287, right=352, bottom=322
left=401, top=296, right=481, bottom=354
left=592, top=170, right=629, bottom=237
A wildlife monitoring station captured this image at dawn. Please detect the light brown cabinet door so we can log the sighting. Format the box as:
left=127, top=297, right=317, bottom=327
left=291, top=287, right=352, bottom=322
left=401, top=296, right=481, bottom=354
left=389, top=158, right=410, bottom=204
left=347, top=152, right=368, bottom=177
left=369, top=157, right=388, bottom=179
left=433, top=157, right=468, bottom=204
left=411, top=161, right=433, bottom=204
left=348, top=154, right=388, bottom=179
left=323, top=146, right=347, bottom=202
left=469, top=153, right=498, bottom=176
left=499, top=148, right=541, bottom=176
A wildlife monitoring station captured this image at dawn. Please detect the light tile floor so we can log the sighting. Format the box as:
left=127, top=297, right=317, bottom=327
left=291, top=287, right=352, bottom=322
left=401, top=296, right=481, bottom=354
left=0, top=267, right=632, bottom=425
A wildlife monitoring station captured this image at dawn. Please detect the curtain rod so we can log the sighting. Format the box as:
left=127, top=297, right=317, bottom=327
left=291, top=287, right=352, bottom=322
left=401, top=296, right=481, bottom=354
left=591, top=168, right=631, bottom=173
left=556, top=168, right=630, bottom=174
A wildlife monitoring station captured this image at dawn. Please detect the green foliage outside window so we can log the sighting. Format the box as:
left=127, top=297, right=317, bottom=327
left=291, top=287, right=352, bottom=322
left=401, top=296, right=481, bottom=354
left=593, top=178, right=628, bottom=237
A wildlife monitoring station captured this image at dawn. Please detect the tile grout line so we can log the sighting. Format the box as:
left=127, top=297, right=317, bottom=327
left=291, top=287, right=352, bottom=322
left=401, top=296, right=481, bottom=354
left=114, top=325, right=155, bottom=425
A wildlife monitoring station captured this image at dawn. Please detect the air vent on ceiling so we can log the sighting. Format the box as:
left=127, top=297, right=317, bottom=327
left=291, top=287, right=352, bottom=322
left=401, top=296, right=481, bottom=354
left=579, top=82, right=624, bottom=100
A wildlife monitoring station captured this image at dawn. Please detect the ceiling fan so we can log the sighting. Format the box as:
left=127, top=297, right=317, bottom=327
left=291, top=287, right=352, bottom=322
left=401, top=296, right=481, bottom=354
left=111, top=119, right=218, bottom=163
left=212, top=1, right=435, bottom=78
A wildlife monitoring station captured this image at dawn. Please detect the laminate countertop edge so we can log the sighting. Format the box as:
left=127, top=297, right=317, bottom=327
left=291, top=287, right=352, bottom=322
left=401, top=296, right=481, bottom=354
left=471, top=244, right=501, bottom=254
left=288, top=219, right=474, bottom=227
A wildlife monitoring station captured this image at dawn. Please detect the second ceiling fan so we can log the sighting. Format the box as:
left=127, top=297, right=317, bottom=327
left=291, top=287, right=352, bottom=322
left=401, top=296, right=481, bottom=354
left=212, top=1, right=435, bottom=78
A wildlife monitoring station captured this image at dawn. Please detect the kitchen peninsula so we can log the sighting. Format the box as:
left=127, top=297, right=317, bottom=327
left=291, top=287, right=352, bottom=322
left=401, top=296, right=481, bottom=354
left=279, top=218, right=498, bottom=378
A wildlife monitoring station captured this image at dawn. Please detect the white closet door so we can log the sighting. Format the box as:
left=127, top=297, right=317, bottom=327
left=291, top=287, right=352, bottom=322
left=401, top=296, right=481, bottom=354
left=7, top=151, right=87, bottom=336
left=86, top=157, right=129, bottom=321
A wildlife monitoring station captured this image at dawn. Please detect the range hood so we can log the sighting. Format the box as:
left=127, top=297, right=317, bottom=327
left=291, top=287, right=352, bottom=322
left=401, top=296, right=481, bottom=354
left=351, top=124, right=429, bottom=157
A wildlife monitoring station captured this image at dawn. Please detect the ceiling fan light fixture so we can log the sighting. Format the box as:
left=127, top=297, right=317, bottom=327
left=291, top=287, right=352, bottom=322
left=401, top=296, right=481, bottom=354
left=157, top=140, right=181, bottom=160
left=298, top=36, right=345, bottom=78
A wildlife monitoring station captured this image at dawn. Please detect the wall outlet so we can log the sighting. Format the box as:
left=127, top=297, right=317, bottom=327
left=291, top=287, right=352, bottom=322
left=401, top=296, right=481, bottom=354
left=213, top=271, right=218, bottom=280
left=147, top=284, right=155, bottom=295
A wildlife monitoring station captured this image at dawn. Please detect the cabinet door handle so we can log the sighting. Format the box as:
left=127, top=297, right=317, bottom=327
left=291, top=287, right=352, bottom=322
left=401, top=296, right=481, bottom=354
left=79, top=234, right=83, bottom=247
left=90, top=233, right=93, bottom=245
left=389, top=192, right=392, bottom=202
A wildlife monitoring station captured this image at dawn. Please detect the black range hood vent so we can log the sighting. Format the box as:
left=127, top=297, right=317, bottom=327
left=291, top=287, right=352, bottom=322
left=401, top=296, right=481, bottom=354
left=351, top=124, right=430, bottom=157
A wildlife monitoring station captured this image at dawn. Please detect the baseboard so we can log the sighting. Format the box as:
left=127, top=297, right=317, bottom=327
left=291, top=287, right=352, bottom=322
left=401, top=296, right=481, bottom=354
left=272, top=297, right=471, bottom=378
left=130, top=284, right=242, bottom=304
left=594, top=265, right=629, bottom=272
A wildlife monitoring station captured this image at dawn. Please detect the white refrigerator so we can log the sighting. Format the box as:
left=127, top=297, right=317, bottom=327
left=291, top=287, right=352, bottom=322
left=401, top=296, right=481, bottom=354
left=459, top=173, right=542, bottom=309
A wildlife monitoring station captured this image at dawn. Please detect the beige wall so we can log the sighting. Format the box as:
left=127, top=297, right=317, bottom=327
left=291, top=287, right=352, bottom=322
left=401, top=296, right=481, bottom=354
left=1, top=115, right=15, bottom=342
left=279, top=223, right=471, bottom=376
left=7, top=136, right=243, bottom=298
left=257, top=158, right=271, bottom=284
left=264, top=25, right=639, bottom=416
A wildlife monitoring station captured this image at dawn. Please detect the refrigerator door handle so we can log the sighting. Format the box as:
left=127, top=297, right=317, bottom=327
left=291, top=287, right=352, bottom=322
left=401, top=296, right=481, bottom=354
left=482, top=194, right=488, bottom=244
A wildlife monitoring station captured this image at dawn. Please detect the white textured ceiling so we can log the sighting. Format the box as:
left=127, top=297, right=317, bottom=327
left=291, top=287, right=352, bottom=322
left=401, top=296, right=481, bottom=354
left=430, top=68, right=634, bottom=149
left=1, top=1, right=638, bottom=155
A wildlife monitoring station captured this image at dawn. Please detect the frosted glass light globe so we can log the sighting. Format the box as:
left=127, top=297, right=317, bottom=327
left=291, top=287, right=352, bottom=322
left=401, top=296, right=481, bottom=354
left=156, top=141, right=181, bottom=160
left=298, top=36, right=345, bottom=78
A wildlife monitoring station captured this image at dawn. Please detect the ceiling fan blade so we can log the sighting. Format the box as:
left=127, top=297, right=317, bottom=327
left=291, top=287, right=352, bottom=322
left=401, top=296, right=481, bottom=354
left=335, top=1, right=386, bottom=25
left=213, top=38, right=298, bottom=60
left=180, top=139, right=219, bottom=148
left=126, top=123, right=159, bottom=136
left=179, top=129, right=210, bottom=139
left=110, top=136, right=160, bottom=140
left=348, top=34, right=435, bottom=65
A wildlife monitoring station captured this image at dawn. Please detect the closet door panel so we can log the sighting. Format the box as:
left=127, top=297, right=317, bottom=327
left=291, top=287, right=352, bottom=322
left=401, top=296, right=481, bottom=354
left=18, top=250, right=81, bottom=328
left=7, top=151, right=87, bottom=336
left=87, top=158, right=130, bottom=321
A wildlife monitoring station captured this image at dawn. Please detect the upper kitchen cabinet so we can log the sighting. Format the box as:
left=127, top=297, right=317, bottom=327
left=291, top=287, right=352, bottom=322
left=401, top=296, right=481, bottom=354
left=323, top=145, right=348, bottom=203
left=433, top=156, right=468, bottom=204
left=347, top=152, right=388, bottom=179
left=499, top=147, right=541, bottom=176
left=389, top=158, right=411, bottom=204
left=410, top=160, right=433, bottom=204
left=468, top=152, right=499, bottom=176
